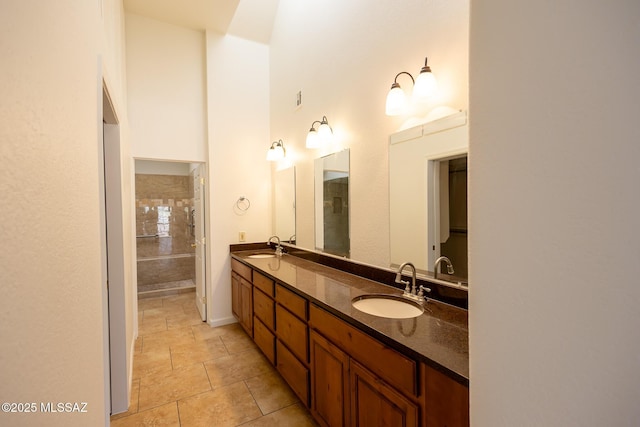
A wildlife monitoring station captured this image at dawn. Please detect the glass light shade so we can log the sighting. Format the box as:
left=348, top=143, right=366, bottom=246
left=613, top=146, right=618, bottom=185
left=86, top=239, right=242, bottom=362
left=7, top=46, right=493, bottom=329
left=385, top=84, right=407, bottom=116
left=412, top=70, right=438, bottom=103
left=318, top=122, right=332, bottom=145
left=306, top=129, right=320, bottom=148
left=266, top=144, right=285, bottom=161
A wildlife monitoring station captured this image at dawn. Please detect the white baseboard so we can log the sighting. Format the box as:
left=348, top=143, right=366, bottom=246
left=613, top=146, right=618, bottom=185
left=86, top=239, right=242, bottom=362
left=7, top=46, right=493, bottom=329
left=208, top=316, right=237, bottom=328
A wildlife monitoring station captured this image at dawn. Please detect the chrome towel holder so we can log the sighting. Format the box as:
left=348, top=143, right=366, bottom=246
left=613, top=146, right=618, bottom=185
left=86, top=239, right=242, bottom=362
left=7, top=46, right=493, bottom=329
left=236, top=196, right=250, bottom=211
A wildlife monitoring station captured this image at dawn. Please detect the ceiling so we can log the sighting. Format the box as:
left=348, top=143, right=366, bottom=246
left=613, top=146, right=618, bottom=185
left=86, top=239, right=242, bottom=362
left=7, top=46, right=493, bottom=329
left=123, top=0, right=279, bottom=44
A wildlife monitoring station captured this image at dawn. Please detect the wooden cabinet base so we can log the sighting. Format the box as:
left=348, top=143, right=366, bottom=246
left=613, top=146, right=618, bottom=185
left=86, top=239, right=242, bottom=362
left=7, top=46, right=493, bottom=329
left=231, top=258, right=468, bottom=427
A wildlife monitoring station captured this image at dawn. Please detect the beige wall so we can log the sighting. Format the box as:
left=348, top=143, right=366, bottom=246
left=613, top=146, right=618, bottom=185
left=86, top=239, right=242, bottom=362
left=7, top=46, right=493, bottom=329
left=126, top=13, right=208, bottom=162
left=469, top=1, right=640, bottom=425
left=124, top=14, right=272, bottom=326
left=269, top=0, right=469, bottom=267
left=0, top=0, right=130, bottom=425
left=206, top=32, right=271, bottom=325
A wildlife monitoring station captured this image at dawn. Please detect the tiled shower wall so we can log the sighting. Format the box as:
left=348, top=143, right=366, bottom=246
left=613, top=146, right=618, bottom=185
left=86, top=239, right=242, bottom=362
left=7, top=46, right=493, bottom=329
left=322, top=177, right=349, bottom=257
left=135, top=174, right=195, bottom=290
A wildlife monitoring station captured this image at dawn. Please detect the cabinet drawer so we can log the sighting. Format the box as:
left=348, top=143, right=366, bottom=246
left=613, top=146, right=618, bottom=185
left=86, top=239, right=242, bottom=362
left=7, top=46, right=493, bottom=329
left=276, top=304, right=309, bottom=363
left=231, top=258, right=252, bottom=282
left=276, top=284, right=307, bottom=320
left=253, top=317, right=276, bottom=365
left=277, top=339, right=309, bottom=407
left=309, top=304, right=417, bottom=397
left=253, top=287, right=275, bottom=331
left=253, top=271, right=274, bottom=296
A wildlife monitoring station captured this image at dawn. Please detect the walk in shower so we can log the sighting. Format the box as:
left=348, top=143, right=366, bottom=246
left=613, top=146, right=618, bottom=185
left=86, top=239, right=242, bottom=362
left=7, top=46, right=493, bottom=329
left=135, top=161, right=196, bottom=298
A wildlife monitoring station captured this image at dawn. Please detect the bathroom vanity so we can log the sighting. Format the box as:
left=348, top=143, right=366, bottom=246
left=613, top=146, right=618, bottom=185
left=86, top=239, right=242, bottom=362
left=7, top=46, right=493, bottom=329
left=230, top=246, right=469, bottom=427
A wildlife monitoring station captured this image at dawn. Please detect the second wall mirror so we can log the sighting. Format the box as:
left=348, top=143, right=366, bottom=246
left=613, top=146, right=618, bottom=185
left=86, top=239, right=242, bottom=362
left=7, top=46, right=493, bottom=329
left=314, top=149, right=350, bottom=257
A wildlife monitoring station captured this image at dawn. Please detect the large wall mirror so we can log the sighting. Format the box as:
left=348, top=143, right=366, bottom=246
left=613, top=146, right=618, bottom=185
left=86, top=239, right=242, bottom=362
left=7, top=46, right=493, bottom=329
left=274, top=167, right=296, bottom=243
left=271, top=113, right=467, bottom=290
left=314, top=149, right=350, bottom=257
left=390, top=111, right=468, bottom=284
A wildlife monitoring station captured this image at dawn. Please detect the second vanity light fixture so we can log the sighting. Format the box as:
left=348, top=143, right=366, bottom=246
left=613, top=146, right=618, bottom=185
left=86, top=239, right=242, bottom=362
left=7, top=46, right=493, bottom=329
left=305, top=116, right=333, bottom=149
left=385, top=57, right=438, bottom=116
left=266, top=139, right=286, bottom=161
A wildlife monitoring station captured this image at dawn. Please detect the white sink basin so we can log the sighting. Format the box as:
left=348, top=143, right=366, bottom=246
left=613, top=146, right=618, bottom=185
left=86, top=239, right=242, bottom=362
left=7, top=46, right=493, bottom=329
left=247, top=254, right=276, bottom=259
left=351, top=294, right=424, bottom=319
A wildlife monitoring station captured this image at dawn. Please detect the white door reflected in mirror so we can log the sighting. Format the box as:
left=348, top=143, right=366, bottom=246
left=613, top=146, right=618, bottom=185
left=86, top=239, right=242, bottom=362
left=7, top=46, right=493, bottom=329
left=389, top=111, right=468, bottom=284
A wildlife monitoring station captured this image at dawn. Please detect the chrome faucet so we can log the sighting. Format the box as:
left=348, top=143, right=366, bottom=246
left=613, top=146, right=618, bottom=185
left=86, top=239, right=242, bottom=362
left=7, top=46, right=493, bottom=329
left=433, top=256, right=454, bottom=280
left=395, top=262, right=429, bottom=303
left=268, top=235, right=283, bottom=257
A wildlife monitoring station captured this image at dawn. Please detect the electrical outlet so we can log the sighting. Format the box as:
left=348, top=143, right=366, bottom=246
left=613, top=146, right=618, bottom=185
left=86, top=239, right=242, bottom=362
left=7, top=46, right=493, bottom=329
left=239, top=231, right=246, bottom=242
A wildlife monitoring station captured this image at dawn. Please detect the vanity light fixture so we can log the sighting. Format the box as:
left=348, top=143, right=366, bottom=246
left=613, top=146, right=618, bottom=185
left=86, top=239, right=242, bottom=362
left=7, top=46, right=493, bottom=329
left=266, top=139, right=286, bottom=161
left=306, top=116, right=333, bottom=149
left=385, top=57, right=438, bottom=116
left=385, top=72, right=413, bottom=116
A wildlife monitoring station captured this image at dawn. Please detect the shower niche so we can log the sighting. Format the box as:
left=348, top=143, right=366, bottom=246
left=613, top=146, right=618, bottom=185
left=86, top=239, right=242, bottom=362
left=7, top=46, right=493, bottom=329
left=135, top=160, right=197, bottom=297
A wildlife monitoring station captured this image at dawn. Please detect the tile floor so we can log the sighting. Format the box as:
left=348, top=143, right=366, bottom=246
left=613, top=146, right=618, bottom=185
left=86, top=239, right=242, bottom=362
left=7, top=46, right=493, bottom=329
left=110, top=292, right=318, bottom=426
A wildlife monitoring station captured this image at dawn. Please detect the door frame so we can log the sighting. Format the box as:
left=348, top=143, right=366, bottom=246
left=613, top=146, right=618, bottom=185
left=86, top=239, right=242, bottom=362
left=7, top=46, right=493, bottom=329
left=193, top=163, right=207, bottom=321
left=101, top=83, right=130, bottom=414
left=131, top=158, right=210, bottom=323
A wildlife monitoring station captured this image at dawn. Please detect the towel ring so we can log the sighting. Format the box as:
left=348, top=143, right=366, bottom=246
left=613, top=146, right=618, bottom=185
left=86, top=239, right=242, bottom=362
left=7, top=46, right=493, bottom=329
left=236, top=196, right=250, bottom=211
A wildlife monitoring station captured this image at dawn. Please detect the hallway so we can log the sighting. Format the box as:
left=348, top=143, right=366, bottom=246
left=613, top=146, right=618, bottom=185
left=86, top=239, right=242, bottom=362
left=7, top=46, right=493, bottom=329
left=111, top=293, right=317, bottom=426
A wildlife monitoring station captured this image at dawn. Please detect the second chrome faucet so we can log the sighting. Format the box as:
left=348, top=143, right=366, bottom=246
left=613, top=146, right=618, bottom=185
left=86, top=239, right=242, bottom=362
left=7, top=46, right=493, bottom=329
left=433, top=256, right=454, bottom=280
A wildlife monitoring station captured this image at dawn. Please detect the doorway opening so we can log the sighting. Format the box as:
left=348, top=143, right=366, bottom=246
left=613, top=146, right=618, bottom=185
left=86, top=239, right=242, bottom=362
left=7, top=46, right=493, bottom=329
left=428, top=154, right=468, bottom=282
left=134, top=160, right=207, bottom=321
left=438, top=156, right=468, bottom=280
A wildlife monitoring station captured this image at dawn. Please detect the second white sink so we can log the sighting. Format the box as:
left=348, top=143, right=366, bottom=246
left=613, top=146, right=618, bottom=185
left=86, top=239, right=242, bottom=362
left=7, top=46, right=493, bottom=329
left=247, top=254, right=275, bottom=259
left=352, top=294, right=424, bottom=319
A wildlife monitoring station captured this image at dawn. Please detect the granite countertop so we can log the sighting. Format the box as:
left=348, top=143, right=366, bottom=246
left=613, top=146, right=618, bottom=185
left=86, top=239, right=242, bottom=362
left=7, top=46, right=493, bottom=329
left=231, top=250, right=469, bottom=385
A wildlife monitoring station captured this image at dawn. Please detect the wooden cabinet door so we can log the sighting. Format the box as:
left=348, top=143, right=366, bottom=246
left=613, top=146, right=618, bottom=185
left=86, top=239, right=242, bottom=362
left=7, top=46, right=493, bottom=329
left=231, top=272, right=241, bottom=320
left=422, top=363, right=469, bottom=427
left=240, top=277, right=253, bottom=336
left=310, top=330, right=350, bottom=427
left=350, top=360, right=419, bottom=427
left=277, top=339, right=310, bottom=406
